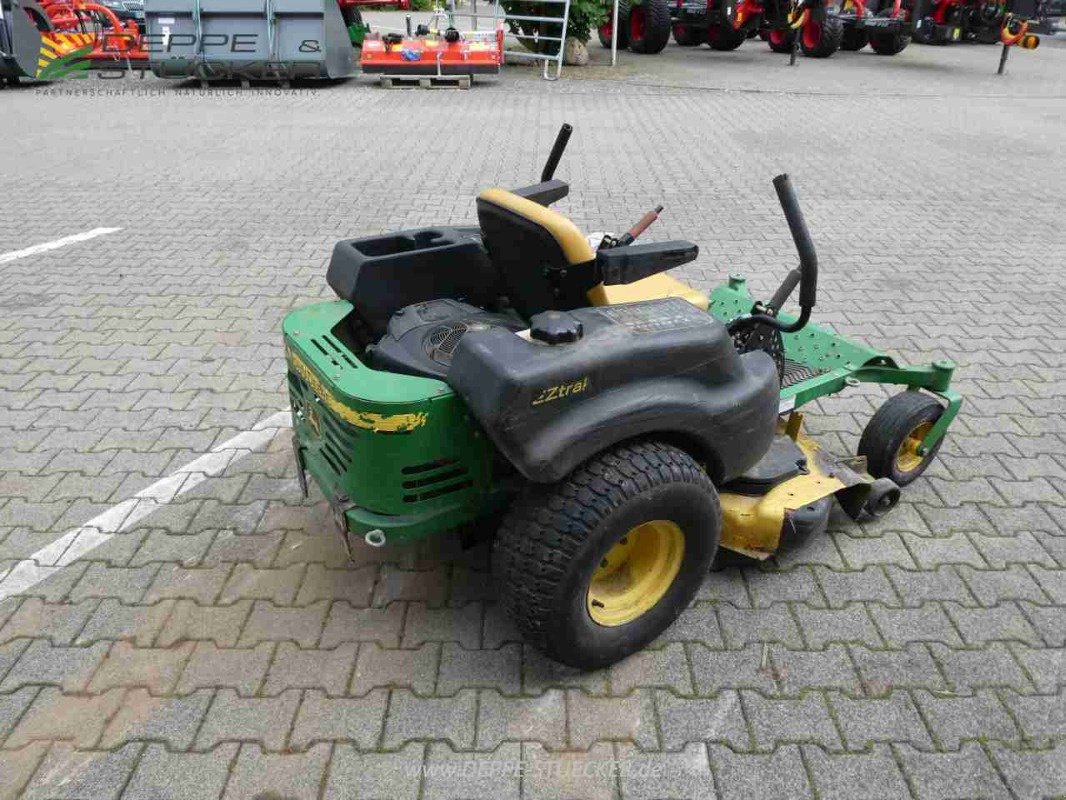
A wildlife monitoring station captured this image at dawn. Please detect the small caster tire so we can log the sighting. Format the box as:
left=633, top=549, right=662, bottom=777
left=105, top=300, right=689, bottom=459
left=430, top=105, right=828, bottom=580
left=858, top=391, right=946, bottom=486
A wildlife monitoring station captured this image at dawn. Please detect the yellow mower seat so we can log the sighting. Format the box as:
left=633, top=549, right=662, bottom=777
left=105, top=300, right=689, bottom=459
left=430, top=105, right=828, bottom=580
left=588, top=274, right=709, bottom=311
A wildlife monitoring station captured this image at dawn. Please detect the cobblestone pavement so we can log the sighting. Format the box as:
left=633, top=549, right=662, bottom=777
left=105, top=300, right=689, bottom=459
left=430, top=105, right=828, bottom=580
left=1, top=34, right=1065, bottom=800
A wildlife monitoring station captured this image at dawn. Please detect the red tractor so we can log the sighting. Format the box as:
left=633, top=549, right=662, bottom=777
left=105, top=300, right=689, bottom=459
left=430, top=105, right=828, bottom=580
left=597, top=0, right=673, bottom=54
left=668, top=0, right=844, bottom=57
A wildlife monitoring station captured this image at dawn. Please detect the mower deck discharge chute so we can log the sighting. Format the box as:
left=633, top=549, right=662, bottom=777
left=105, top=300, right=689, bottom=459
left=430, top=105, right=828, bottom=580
left=283, top=124, right=962, bottom=669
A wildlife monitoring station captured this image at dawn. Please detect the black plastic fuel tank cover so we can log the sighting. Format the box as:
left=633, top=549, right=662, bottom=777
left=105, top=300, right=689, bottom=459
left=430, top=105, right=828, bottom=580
left=530, top=311, right=583, bottom=345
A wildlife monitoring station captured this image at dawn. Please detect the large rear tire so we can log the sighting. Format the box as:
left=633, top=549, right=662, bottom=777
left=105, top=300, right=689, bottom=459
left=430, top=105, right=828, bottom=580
left=672, top=23, right=705, bottom=45
left=867, top=9, right=911, bottom=53
left=799, top=12, right=843, bottom=56
left=598, top=0, right=631, bottom=48
left=766, top=27, right=796, bottom=51
left=840, top=25, right=869, bottom=49
left=706, top=22, right=748, bottom=50
left=627, top=0, right=672, bottom=53
left=493, top=441, right=721, bottom=670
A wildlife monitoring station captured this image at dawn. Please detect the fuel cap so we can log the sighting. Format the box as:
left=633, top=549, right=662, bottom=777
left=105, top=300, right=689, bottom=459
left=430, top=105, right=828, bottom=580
left=530, top=311, right=583, bottom=345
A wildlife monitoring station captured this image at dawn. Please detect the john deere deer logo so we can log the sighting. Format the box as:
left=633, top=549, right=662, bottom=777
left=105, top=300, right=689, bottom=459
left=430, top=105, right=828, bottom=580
left=37, top=33, right=94, bottom=80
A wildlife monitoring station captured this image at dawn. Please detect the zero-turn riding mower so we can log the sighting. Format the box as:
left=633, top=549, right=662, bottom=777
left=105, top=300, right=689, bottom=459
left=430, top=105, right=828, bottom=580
left=836, top=0, right=925, bottom=54
left=284, top=124, right=962, bottom=670
left=669, top=0, right=844, bottom=58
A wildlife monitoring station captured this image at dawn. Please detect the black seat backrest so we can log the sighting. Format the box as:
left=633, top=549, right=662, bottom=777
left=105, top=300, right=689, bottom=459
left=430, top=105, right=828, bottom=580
left=476, top=188, right=597, bottom=319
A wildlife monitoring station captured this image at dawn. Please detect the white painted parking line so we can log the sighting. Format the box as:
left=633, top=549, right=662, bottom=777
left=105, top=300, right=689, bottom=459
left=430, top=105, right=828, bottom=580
left=0, top=411, right=292, bottom=603
left=0, top=227, right=123, bottom=265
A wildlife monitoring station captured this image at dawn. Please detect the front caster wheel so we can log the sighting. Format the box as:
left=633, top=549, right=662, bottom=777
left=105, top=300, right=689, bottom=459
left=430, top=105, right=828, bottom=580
left=493, top=440, right=721, bottom=670
left=863, top=477, right=902, bottom=518
left=858, top=391, right=945, bottom=486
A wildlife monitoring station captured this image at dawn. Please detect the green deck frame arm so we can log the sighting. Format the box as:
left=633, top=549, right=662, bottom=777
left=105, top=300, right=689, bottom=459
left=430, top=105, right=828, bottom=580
left=709, top=276, right=962, bottom=455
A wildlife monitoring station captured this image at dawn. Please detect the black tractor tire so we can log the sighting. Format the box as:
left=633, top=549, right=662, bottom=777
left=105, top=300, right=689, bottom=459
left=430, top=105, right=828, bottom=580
left=706, top=22, right=749, bottom=50
left=868, top=9, right=911, bottom=53
left=598, top=1, right=631, bottom=49
left=627, top=0, right=672, bottom=53
left=765, top=27, right=797, bottom=52
left=493, top=440, right=721, bottom=670
left=672, top=23, right=705, bottom=45
left=858, top=391, right=945, bottom=487
left=800, top=13, right=844, bottom=56
left=840, top=26, right=869, bottom=49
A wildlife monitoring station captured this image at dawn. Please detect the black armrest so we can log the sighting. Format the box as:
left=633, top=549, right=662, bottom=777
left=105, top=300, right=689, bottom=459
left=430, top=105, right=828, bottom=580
left=511, top=179, right=569, bottom=206
left=596, top=240, right=699, bottom=285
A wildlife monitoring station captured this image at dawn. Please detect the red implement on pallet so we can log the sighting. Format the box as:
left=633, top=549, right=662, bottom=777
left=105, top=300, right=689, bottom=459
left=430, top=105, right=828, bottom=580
left=360, top=21, right=504, bottom=77
left=40, top=0, right=147, bottom=66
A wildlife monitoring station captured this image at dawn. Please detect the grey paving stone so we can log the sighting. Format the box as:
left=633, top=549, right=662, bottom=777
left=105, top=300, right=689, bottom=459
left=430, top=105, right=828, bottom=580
left=914, top=689, right=1020, bottom=749
left=22, top=743, right=142, bottom=800
left=689, top=642, right=779, bottom=695
left=697, top=567, right=752, bottom=606
left=203, top=530, right=284, bottom=568
left=155, top=599, right=252, bottom=648
left=218, top=564, right=304, bottom=606
left=904, top=531, right=987, bottom=569
left=436, top=642, right=521, bottom=696
left=803, top=743, right=911, bottom=800
left=656, top=689, right=750, bottom=751
left=294, top=563, right=376, bottom=606
left=988, top=743, right=1066, bottom=800
left=717, top=604, right=804, bottom=649
left=99, top=688, right=213, bottom=750
left=814, top=566, right=901, bottom=609
left=929, top=643, right=1034, bottom=694
left=68, top=563, right=159, bottom=603
left=175, top=641, right=273, bottom=696
left=0, top=639, right=110, bottom=692
left=130, top=529, right=216, bottom=567
left=567, top=689, right=659, bottom=750
left=76, top=599, right=175, bottom=646
left=423, top=742, right=520, bottom=800
left=741, top=690, right=842, bottom=751
left=662, top=602, right=725, bottom=647
left=475, top=689, right=566, bottom=750
left=609, top=642, right=693, bottom=696
left=0, top=599, right=97, bottom=646
left=383, top=688, right=477, bottom=749
left=324, top=742, right=424, bottom=800
left=885, top=565, right=977, bottom=607
left=222, top=743, right=331, bottom=800
left=794, top=604, right=883, bottom=648
left=1011, top=645, right=1066, bottom=694
left=263, top=642, right=356, bottom=696
left=829, top=691, right=935, bottom=751
left=195, top=688, right=301, bottom=751
left=870, top=604, right=965, bottom=647
left=349, top=642, right=439, bottom=696
left=745, top=566, right=825, bottom=608
left=835, top=532, right=917, bottom=570
left=521, top=742, right=619, bottom=800
left=123, top=743, right=239, bottom=800
left=320, top=602, right=405, bottom=648
left=1002, top=691, right=1066, bottom=746
left=522, top=645, right=610, bottom=696
left=851, top=643, right=950, bottom=695
left=945, top=601, right=1043, bottom=647
left=971, top=533, right=1057, bottom=570
left=373, top=565, right=449, bottom=608
left=235, top=599, right=329, bottom=647
left=0, top=639, right=27, bottom=685
left=896, top=742, right=1009, bottom=800
left=0, top=743, right=49, bottom=800
left=1022, top=602, right=1066, bottom=647
left=144, top=564, right=232, bottom=604
left=958, top=565, right=1052, bottom=607
left=709, top=743, right=813, bottom=800
left=0, top=686, right=37, bottom=745
left=769, top=644, right=861, bottom=696
left=290, top=688, right=389, bottom=749
left=88, top=641, right=195, bottom=694
left=615, top=742, right=715, bottom=800
left=402, top=601, right=482, bottom=648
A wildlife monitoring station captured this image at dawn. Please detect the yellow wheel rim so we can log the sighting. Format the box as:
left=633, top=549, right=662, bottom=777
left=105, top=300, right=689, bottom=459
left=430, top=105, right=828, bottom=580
left=586, top=520, right=685, bottom=627
left=895, top=421, right=932, bottom=474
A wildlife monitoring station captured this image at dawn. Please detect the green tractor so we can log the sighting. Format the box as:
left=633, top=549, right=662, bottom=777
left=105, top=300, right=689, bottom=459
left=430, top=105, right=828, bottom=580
left=284, top=124, right=961, bottom=669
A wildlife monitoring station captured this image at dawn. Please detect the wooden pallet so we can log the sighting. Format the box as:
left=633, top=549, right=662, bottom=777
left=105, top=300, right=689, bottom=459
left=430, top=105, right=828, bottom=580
left=378, top=74, right=472, bottom=89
